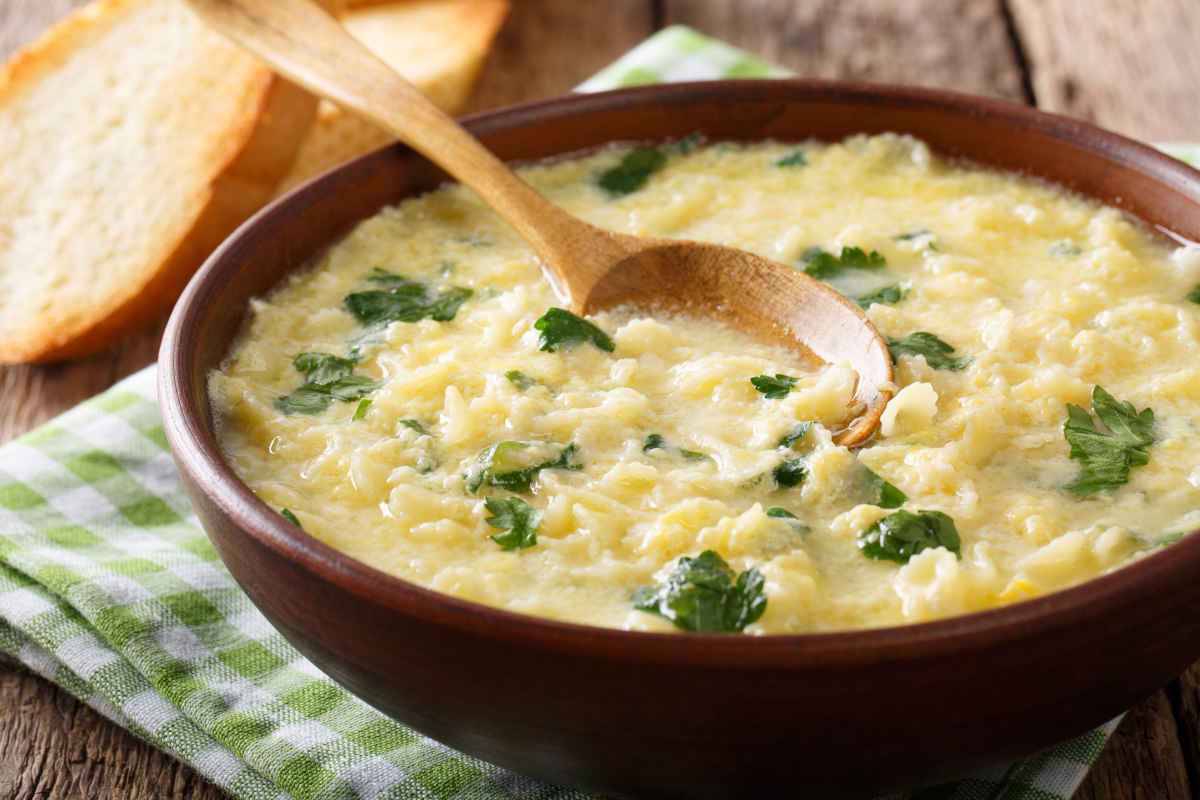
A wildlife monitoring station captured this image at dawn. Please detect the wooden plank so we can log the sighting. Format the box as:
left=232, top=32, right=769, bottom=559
left=1008, top=0, right=1200, bottom=141
left=1076, top=690, right=1193, bottom=800
left=465, top=0, right=655, bottom=111
left=1170, top=664, right=1200, bottom=792
left=662, top=0, right=1026, bottom=100
left=0, top=656, right=225, bottom=800
left=0, top=2, right=656, bottom=799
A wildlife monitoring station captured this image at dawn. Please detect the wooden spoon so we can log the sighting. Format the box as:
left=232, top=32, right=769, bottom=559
left=184, top=0, right=894, bottom=445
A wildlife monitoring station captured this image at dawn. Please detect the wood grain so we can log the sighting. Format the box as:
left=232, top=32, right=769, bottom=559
left=662, top=0, right=1026, bottom=100
left=1074, top=692, right=1193, bottom=800
left=466, top=0, right=654, bottom=112
left=1008, top=0, right=1200, bottom=141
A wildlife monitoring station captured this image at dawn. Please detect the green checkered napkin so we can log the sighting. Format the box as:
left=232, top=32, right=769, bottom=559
left=2, top=25, right=1194, bottom=800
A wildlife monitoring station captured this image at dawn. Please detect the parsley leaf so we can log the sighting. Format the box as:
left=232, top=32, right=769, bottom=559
left=534, top=308, right=615, bottom=353
left=280, top=508, right=302, bottom=528
left=775, top=149, right=807, bottom=167
left=887, top=332, right=971, bottom=371
left=365, top=267, right=425, bottom=290
left=858, top=509, right=961, bottom=564
left=865, top=468, right=907, bottom=509
left=766, top=506, right=810, bottom=535
left=505, top=370, right=536, bottom=390
left=352, top=399, right=371, bottom=420
left=399, top=419, right=430, bottom=436
left=1049, top=240, right=1082, bottom=257
left=778, top=422, right=812, bottom=448
left=751, top=373, right=798, bottom=399
left=801, top=246, right=887, bottom=279
left=667, top=132, right=704, bottom=155
left=1188, top=284, right=1200, bottom=304
left=466, top=441, right=582, bottom=494
left=642, top=433, right=667, bottom=452
left=344, top=270, right=472, bottom=325
left=275, top=353, right=380, bottom=415
left=597, top=147, right=668, bottom=196
left=643, top=433, right=708, bottom=462
left=484, top=496, right=541, bottom=550
left=293, top=352, right=357, bottom=384
left=1063, top=386, right=1155, bottom=495
left=856, top=284, right=908, bottom=308
left=773, top=458, right=807, bottom=488
left=633, top=550, right=767, bottom=633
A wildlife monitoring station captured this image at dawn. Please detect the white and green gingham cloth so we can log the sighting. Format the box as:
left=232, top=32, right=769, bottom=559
left=2, top=25, right=1196, bottom=800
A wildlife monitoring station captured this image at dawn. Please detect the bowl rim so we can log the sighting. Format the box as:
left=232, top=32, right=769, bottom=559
left=160, top=78, right=1200, bottom=666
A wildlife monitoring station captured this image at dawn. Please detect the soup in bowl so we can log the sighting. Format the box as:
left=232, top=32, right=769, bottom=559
left=210, top=133, right=1200, bottom=635
left=160, top=82, right=1200, bottom=798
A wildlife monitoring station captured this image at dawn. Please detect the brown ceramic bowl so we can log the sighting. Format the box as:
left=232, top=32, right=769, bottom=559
left=159, top=81, right=1200, bottom=799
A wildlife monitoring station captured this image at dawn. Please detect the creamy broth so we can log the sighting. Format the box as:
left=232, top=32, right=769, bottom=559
left=211, top=135, right=1200, bottom=634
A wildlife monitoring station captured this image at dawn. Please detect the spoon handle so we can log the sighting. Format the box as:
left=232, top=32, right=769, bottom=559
left=185, top=0, right=626, bottom=305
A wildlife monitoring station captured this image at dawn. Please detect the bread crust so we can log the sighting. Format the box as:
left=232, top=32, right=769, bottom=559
left=0, top=0, right=318, bottom=364
left=273, top=0, right=508, bottom=196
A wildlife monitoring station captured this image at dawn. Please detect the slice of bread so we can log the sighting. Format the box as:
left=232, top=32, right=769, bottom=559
left=0, top=0, right=317, bottom=363
left=273, top=0, right=508, bottom=196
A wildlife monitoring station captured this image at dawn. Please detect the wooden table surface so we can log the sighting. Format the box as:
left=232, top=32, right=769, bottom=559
left=2, top=1, right=1199, bottom=797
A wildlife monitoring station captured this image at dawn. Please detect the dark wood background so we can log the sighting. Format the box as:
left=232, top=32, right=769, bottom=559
left=2, top=1, right=1199, bottom=797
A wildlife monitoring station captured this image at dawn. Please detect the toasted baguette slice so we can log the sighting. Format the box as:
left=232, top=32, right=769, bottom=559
left=0, top=0, right=317, bottom=363
left=274, top=0, right=508, bottom=196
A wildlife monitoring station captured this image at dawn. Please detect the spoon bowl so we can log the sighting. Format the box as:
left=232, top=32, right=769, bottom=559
left=581, top=236, right=892, bottom=444
left=183, top=0, right=894, bottom=444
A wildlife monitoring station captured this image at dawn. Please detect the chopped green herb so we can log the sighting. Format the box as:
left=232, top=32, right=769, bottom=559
left=534, top=307, right=615, bottom=353
left=352, top=398, right=372, bottom=421
left=365, top=267, right=425, bottom=290
left=1063, top=386, right=1155, bottom=496
left=279, top=508, right=302, bottom=528
left=597, top=146, right=667, bottom=196
left=1187, top=284, right=1200, bottom=304
left=466, top=441, right=581, bottom=494
left=293, top=352, right=356, bottom=384
left=895, top=229, right=932, bottom=242
left=751, top=373, right=798, bottom=399
left=766, top=506, right=809, bottom=535
left=865, top=468, right=907, bottom=509
left=344, top=269, right=472, bottom=325
left=778, top=422, right=812, bottom=448
left=642, top=433, right=667, bottom=452
left=667, top=132, right=704, bottom=154
left=773, top=458, right=807, bottom=488
left=399, top=419, right=430, bottom=436
left=801, top=246, right=887, bottom=279
left=505, top=370, right=536, bottom=391
left=775, top=149, right=807, bottom=167
left=275, top=352, right=380, bottom=415
left=856, top=284, right=908, bottom=308
left=643, top=433, right=708, bottom=462
left=887, top=332, right=971, bottom=371
left=858, top=509, right=961, bottom=564
left=484, top=496, right=540, bottom=550
left=1049, top=240, right=1083, bottom=257
left=1150, top=531, right=1187, bottom=549
left=633, top=550, right=766, bottom=633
